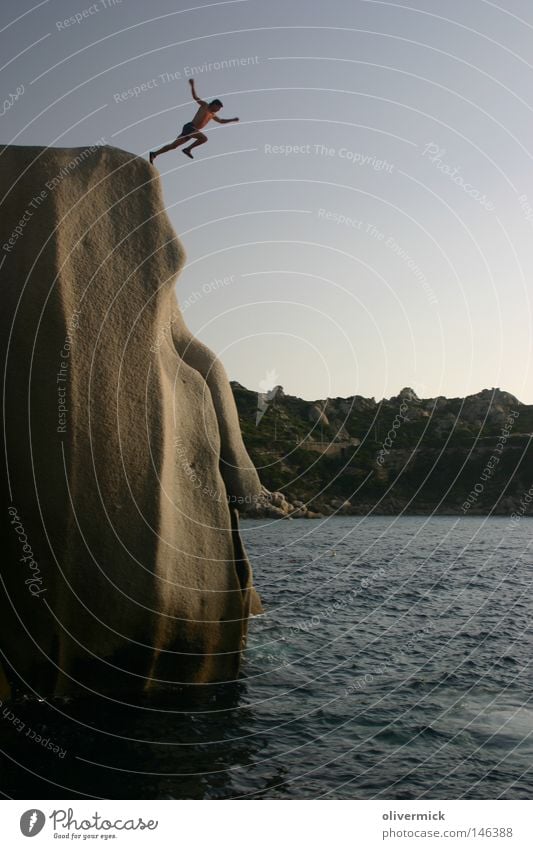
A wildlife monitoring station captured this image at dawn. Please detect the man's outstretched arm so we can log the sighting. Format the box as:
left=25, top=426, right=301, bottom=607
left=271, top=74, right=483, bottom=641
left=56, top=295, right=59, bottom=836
left=189, top=78, right=206, bottom=105
left=212, top=115, right=240, bottom=124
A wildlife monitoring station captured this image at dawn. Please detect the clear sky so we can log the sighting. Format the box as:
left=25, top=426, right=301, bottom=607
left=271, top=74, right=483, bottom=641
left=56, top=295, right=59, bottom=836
left=2, top=0, right=533, bottom=402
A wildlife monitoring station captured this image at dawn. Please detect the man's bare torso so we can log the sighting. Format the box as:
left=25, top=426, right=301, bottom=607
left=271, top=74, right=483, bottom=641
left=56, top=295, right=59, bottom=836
left=191, top=103, right=213, bottom=129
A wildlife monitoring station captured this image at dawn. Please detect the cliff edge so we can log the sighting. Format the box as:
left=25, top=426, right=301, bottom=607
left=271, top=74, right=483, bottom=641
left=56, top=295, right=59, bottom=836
left=0, top=143, right=261, bottom=699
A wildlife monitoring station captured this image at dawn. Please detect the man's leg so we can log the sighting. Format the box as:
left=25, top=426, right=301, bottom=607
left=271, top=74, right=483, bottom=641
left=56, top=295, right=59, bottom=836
left=182, top=132, right=208, bottom=159
left=150, top=134, right=192, bottom=163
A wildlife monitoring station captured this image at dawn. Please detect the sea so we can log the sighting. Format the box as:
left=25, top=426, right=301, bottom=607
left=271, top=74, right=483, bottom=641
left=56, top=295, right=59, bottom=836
left=1, top=517, right=531, bottom=799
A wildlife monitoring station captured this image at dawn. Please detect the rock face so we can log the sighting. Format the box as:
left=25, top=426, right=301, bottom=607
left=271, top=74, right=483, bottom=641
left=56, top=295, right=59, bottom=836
left=308, top=404, right=329, bottom=427
left=0, top=144, right=261, bottom=699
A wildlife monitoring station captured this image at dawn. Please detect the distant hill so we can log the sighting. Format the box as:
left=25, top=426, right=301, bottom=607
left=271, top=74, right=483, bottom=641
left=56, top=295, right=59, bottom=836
left=230, top=382, right=533, bottom=517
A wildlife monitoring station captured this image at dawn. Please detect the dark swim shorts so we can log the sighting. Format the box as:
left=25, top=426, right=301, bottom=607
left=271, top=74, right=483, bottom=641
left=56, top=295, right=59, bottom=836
left=179, top=121, right=197, bottom=137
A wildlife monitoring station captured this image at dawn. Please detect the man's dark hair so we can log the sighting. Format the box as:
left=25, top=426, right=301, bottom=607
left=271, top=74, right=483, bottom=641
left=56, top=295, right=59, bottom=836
left=210, top=98, right=223, bottom=108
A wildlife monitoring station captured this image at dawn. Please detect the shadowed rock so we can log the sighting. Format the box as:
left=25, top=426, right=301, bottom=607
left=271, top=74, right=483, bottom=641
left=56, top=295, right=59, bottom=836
left=0, top=144, right=261, bottom=699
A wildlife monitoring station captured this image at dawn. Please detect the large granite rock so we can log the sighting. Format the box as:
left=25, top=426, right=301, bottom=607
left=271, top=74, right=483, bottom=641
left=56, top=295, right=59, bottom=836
left=0, top=144, right=261, bottom=699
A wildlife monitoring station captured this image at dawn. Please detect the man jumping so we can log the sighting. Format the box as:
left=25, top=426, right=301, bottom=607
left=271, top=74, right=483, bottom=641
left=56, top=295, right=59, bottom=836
left=149, top=78, right=239, bottom=164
